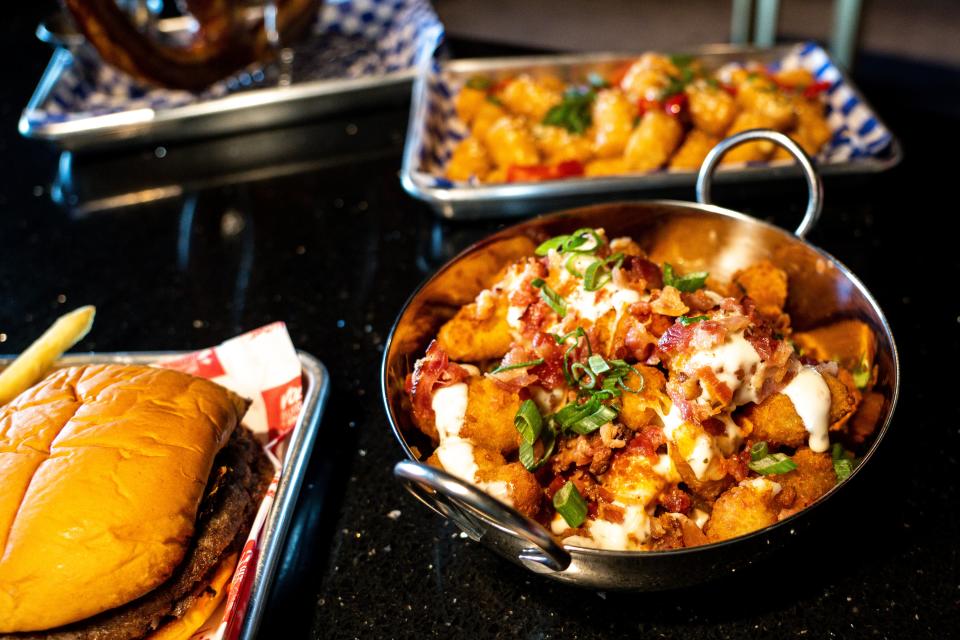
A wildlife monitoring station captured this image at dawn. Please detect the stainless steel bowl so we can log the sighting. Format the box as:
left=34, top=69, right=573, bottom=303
left=381, top=130, right=899, bottom=590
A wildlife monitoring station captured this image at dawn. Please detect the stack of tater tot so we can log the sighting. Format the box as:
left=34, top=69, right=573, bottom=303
left=445, top=53, right=833, bottom=183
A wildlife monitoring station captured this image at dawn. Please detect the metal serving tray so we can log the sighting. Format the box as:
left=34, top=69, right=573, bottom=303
left=20, top=1, right=443, bottom=151
left=0, top=350, right=330, bottom=640
left=401, top=43, right=903, bottom=220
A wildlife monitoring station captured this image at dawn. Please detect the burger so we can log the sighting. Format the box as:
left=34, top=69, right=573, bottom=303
left=0, top=364, right=274, bottom=640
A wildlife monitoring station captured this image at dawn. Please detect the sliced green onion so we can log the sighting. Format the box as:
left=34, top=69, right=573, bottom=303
left=531, top=278, right=566, bottom=317
left=662, top=263, right=709, bottom=293
left=750, top=441, right=769, bottom=461
left=519, top=426, right=556, bottom=471
left=833, top=458, right=853, bottom=482
left=583, top=260, right=611, bottom=291
left=490, top=358, right=544, bottom=374
left=678, top=315, right=709, bottom=326
left=852, top=358, right=871, bottom=389
left=748, top=453, right=798, bottom=475
left=564, top=228, right=603, bottom=254
left=565, top=253, right=586, bottom=277
left=535, top=235, right=570, bottom=256
left=513, top=399, right=543, bottom=445
left=605, top=252, right=625, bottom=269
left=831, top=442, right=844, bottom=460
left=486, top=94, right=504, bottom=106
left=570, top=362, right=596, bottom=389
left=553, top=481, right=588, bottom=528
left=568, top=403, right=618, bottom=435
left=587, top=354, right=610, bottom=375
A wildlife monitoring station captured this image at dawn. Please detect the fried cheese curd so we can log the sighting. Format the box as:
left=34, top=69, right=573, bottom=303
left=405, top=228, right=884, bottom=551
left=445, top=55, right=832, bottom=185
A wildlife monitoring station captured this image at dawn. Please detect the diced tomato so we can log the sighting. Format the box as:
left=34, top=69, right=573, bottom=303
left=506, top=160, right=585, bottom=183
left=803, top=80, right=832, bottom=99
left=663, top=92, right=688, bottom=116
left=636, top=98, right=661, bottom=116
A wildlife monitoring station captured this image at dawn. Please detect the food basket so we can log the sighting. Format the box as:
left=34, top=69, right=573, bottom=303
left=0, top=347, right=330, bottom=639
left=401, top=42, right=901, bottom=219
left=383, top=130, right=899, bottom=589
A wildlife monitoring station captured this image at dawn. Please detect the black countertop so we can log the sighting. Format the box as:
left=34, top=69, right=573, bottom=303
left=0, top=7, right=957, bottom=640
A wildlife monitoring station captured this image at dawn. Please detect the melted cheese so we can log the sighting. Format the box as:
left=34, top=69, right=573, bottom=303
left=781, top=366, right=832, bottom=453
left=652, top=453, right=682, bottom=483
left=684, top=330, right=762, bottom=405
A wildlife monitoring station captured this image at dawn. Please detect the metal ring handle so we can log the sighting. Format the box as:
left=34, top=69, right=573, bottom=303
left=394, top=460, right=572, bottom=572
left=695, top=129, right=824, bottom=238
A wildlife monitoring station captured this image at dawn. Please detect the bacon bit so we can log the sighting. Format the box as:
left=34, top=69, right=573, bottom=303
left=599, top=422, right=627, bottom=449
left=625, top=425, right=665, bottom=461
left=619, top=255, right=663, bottom=290
left=701, top=417, right=726, bottom=437
left=687, top=319, right=730, bottom=351
left=409, top=341, right=470, bottom=425
left=682, top=289, right=716, bottom=313
left=587, top=501, right=599, bottom=518
left=744, top=324, right=779, bottom=360
left=487, top=368, right=539, bottom=392
left=651, top=286, right=689, bottom=316
left=518, top=300, right=554, bottom=335
left=529, top=332, right=566, bottom=389
left=659, top=487, right=692, bottom=514
left=625, top=323, right=658, bottom=363
left=721, top=83, right=737, bottom=97
left=596, top=486, right=615, bottom=503
left=545, top=475, right=567, bottom=500
left=723, top=449, right=751, bottom=482
left=658, top=322, right=692, bottom=358
left=697, top=366, right=734, bottom=407
left=598, top=503, right=625, bottom=523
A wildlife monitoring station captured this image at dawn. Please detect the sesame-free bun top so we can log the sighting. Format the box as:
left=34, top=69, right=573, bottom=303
left=0, top=364, right=249, bottom=633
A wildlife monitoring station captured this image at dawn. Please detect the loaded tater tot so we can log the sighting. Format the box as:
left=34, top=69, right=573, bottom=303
left=444, top=53, right=834, bottom=183
left=409, top=232, right=881, bottom=550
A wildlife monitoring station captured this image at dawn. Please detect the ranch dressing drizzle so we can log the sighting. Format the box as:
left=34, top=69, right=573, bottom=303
left=781, top=366, right=832, bottom=453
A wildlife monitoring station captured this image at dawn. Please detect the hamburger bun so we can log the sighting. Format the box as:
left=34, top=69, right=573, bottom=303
left=0, top=364, right=270, bottom=638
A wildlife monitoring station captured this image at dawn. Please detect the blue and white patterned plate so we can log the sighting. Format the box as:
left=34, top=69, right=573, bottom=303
left=21, top=0, right=444, bottom=149
left=402, top=42, right=900, bottom=215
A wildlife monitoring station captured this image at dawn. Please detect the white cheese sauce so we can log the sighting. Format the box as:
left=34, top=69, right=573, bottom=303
left=556, top=503, right=652, bottom=551
left=781, top=366, right=832, bottom=453
left=431, top=382, right=469, bottom=440
left=687, top=434, right=717, bottom=480
left=434, top=437, right=478, bottom=484
left=684, top=330, right=762, bottom=405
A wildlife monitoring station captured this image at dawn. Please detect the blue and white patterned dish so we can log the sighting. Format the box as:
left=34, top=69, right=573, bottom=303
left=21, top=0, right=444, bottom=149
left=401, top=42, right=901, bottom=218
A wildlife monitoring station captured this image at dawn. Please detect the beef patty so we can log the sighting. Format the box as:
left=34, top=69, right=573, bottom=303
left=3, top=426, right=274, bottom=640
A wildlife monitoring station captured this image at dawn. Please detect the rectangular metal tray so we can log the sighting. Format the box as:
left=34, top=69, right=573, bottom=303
left=401, top=43, right=903, bottom=220
left=0, top=350, right=330, bottom=640
left=19, top=2, right=443, bottom=151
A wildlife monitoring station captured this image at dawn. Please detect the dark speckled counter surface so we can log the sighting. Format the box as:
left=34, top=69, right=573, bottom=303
left=0, top=6, right=957, bottom=639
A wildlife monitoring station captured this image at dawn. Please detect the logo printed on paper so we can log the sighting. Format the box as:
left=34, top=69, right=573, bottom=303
left=223, top=540, right=258, bottom=640
left=261, top=376, right=302, bottom=436
left=160, top=348, right=226, bottom=379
